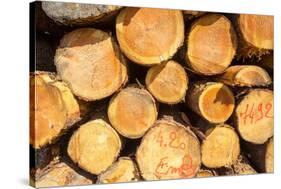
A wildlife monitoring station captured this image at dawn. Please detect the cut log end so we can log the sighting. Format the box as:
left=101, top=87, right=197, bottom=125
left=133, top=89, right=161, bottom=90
left=186, top=82, right=235, bottom=123
left=35, top=162, right=92, bottom=188
left=235, top=89, right=273, bottom=144
left=186, top=14, right=237, bottom=75
left=201, top=125, right=240, bottom=168
left=97, top=157, right=139, bottom=184
left=108, top=86, right=158, bottom=139
left=146, top=60, right=188, bottom=104
left=30, top=72, right=80, bottom=149
left=55, top=28, right=127, bottom=101
left=136, top=119, right=201, bottom=180
left=217, top=65, right=272, bottom=87
left=116, top=7, right=184, bottom=65
left=67, top=119, right=121, bottom=175
left=239, top=14, right=273, bottom=50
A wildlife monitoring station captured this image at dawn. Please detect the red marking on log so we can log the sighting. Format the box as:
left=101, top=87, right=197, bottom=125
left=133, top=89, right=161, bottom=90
left=154, top=154, right=195, bottom=178
left=239, top=102, right=273, bottom=125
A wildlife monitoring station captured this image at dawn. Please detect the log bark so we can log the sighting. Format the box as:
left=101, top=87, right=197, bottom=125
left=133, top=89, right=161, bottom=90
left=234, top=89, right=273, bottom=144
left=186, top=81, right=235, bottom=123
left=42, top=1, right=121, bottom=26
left=116, top=7, right=184, bottom=66
left=186, top=14, right=237, bottom=75
left=145, top=60, right=188, bottom=104
left=97, top=157, right=139, bottom=184
left=196, top=168, right=217, bottom=178
left=259, top=51, right=273, bottom=71
left=216, top=65, right=272, bottom=87
left=217, top=154, right=257, bottom=175
left=55, top=28, right=128, bottom=101
left=67, top=119, right=122, bottom=175
left=136, top=118, right=201, bottom=180
left=108, top=86, right=158, bottom=139
left=201, top=124, right=240, bottom=168
left=236, top=14, right=274, bottom=58
left=243, top=137, right=274, bottom=173
left=34, top=160, right=92, bottom=188
left=30, top=72, right=80, bottom=149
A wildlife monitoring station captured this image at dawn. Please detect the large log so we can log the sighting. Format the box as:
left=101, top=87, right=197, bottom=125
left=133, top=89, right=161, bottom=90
left=116, top=7, right=184, bottom=66
left=97, top=157, right=139, bottom=184
left=67, top=119, right=122, bottom=175
left=201, top=124, right=240, bottom=168
left=216, top=65, right=272, bottom=87
left=108, top=86, right=158, bottom=139
left=234, top=89, right=273, bottom=144
left=236, top=14, right=274, bottom=58
left=55, top=28, right=128, bottom=101
left=145, top=60, right=188, bottom=104
left=42, top=1, right=121, bottom=26
left=186, top=14, right=237, bottom=75
left=136, top=118, right=201, bottom=180
left=30, top=72, right=80, bottom=149
left=186, top=81, right=235, bottom=123
left=244, top=137, right=274, bottom=173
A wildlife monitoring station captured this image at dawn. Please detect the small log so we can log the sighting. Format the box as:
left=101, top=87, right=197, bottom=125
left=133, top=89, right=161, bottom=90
left=30, top=72, right=80, bottom=149
left=186, top=81, right=235, bottom=123
left=196, top=169, right=217, bottom=178
left=237, top=14, right=274, bottom=58
left=34, top=161, right=92, bottom=188
left=42, top=1, right=121, bottom=26
left=244, top=137, right=274, bottom=173
left=201, top=124, right=240, bottom=168
left=97, top=157, right=139, bottom=184
left=136, top=118, right=201, bottom=180
left=108, top=86, right=158, bottom=139
left=217, top=155, right=257, bottom=175
left=145, top=60, right=188, bottom=104
left=216, top=65, right=272, bottom=87
left=186, top=14, right=237, bottom=75
left=116, top=7, right=184, bottom=66
left=67, top=119, right=122, bottom=175
left=234, top=89, right=273, bottom=144
left=55, top=28, right=128, bottom=101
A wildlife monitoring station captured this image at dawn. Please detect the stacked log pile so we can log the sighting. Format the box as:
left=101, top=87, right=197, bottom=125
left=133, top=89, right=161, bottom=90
left=30, top=1, right=274, bottom=187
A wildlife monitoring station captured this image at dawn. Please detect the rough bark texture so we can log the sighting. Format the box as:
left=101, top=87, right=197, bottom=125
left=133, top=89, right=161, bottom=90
left=116, top=7, right=184, bottom=66
left=216, top=65, right=272, bottom=87
left=243, top=137, right=274, bottom=173
left=108, top=86, right=158, bottom=139
left=55, top=28, right=128, bottom=101
left=146, top=60, right=188, bottom=104
left=42, top=1, right=122, bottom=26
left=136, top=118, right=201, bottom=180
left=186, top=81, right=235, bottom=123
left=217, top=155, right=257, bottom=175
left=67, top=119, right=122, bottom=175
left=97, top=157, right=139, bottom=184
left=234, top=89, right=273, bottom=144
left=186, top=14, right=237, bottom=75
